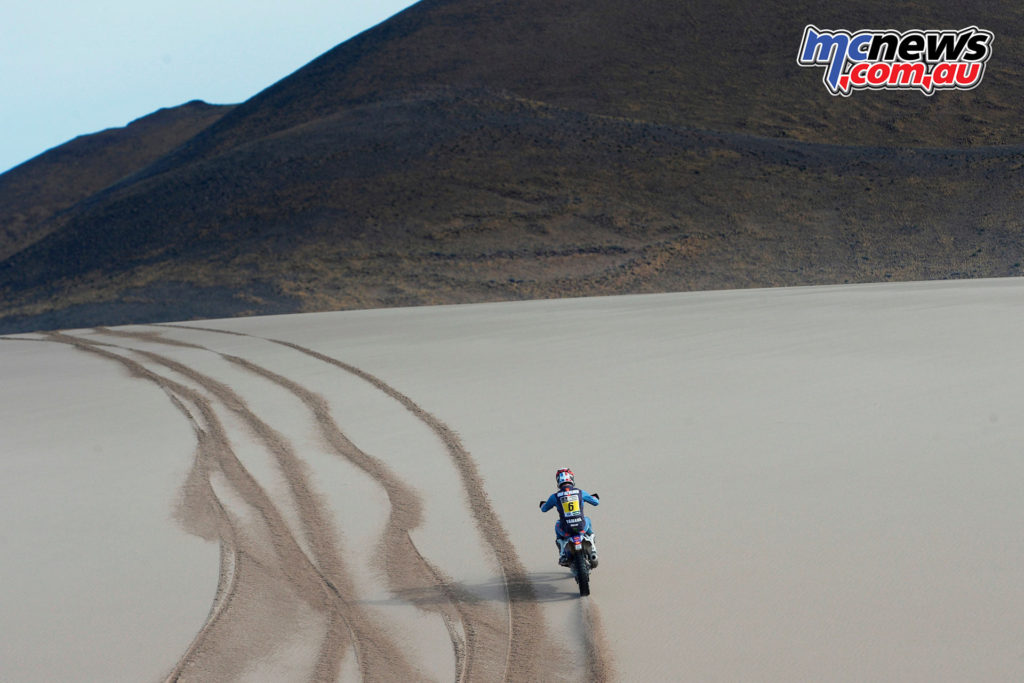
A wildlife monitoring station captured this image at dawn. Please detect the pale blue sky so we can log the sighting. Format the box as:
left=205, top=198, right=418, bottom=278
left=1, top=1, right=418, bottom=173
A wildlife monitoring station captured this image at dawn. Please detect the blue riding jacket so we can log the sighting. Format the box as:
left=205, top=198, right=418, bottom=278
left=541, top=486, right=599, bottom=537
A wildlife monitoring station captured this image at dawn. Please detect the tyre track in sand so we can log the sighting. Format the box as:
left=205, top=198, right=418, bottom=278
left=98, top=327, right=516, bottom=682
left=29, top=323, right=616, bottom=680
left=216, top=353, right=505, bottom=682
left=43, top=331, right=420, bottom=682
left=38, top=333, right=354, bottom=679
left=160, top=324, right=595, bottom=681
left=27, top=337, right=252, bottom=681
left=579, top=600, right=617, bottom=682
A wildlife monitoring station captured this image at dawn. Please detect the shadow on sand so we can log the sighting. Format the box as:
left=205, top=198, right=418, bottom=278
left=363, top=570, right=587, bottom=607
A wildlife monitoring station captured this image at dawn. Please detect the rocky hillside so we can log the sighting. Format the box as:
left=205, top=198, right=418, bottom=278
left=2, top=0, right=1022, bottom=333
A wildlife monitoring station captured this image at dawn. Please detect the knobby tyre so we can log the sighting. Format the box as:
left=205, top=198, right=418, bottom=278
left=574, top=552, right=590, bottom=597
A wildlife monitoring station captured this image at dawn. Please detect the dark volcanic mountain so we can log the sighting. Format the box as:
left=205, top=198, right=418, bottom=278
left=2, top=0, right=1024, bottom=333
left=0, top=101, right=232, bottom=263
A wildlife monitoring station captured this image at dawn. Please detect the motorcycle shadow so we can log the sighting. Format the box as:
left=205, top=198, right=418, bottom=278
left=519, top=571, right=585, bottom=602
left=364, top=571, right=583, bottom=607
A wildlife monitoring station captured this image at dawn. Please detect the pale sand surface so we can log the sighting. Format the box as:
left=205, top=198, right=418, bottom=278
left=3, top=278, right=1024, bottom=681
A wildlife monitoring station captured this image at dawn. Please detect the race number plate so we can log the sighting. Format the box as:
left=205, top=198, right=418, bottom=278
left=560, top=493, right=581, bottom=517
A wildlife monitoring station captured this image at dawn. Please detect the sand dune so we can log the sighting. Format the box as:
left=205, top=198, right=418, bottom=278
left=3, top=279, right=1024, bottom=681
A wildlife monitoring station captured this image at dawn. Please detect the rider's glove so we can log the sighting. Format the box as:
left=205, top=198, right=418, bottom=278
left=539, top=500, right=546, bottom=509
left=592, top=493, right=600, bottom=500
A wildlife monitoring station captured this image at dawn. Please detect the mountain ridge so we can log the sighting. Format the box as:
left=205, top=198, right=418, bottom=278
left=2, top=0, right=1023, bottom=333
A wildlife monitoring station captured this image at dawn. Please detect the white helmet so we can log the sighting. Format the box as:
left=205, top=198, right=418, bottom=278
left=555, top=467, right=575, bottom=488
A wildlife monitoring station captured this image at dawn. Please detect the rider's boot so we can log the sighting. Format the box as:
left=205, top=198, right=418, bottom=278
left=556, top=538, right=571, bottom=567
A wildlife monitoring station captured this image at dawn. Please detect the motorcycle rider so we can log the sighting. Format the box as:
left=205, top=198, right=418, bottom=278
left=539, top=467, right=600, bottom=567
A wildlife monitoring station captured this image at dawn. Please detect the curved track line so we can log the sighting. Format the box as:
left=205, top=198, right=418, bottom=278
left=97, top=328, right=480, bottom=678
left=117, top=345, right=422, bottom=681
left=580, top=600, right=617, bottom=682
left=20, top=335, right=255, bottom=680
left=31, top=334, right=338, bottom=679
left=166, top=445, right=243, bottom=683
left=44, top=332, right=421, bottom=681
left=219, top=353, right=495, bottom=680
left=258, top=335, right=618, bottom=681
left=261, top=337, right=562, bottom=681
left=100, top=328, right=496, bottom=680
left=21, top=324, right=620, bottom=679
left=159, top=324, right=567, bottom=680
left=43, top=334, right=357, bottom=679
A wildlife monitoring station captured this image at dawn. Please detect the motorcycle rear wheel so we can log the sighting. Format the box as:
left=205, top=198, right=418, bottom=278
left=573, top=551, right=591, bottom=596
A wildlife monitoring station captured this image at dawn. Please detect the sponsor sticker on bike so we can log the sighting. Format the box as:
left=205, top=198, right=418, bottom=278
left=797, top=25, right=993, bottom=96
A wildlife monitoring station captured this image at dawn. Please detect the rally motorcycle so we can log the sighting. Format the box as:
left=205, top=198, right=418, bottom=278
left=561, top=530, right=597, bottom=597
left=549, top=488, right=599, bottom=597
